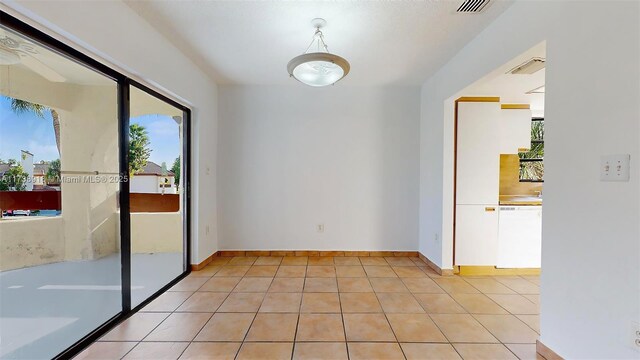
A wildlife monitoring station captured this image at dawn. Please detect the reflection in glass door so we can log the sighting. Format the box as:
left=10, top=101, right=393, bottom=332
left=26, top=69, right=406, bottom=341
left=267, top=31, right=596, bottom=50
left=0, top=25, right=121, bottom=359
left=128, top=85, right=187, bottom=307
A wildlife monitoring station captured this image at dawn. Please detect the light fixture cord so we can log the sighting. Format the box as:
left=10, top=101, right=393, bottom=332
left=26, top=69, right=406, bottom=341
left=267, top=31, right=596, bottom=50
left=304, top=27, right=329, bottom=54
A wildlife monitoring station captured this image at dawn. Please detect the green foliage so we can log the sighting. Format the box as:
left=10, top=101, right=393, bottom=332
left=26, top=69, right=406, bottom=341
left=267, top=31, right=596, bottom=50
left=171, top=157, right=180, bottom=187
left=129, top=124, right=152, bottom=176
left=46, top=159, right=61, bottom=184
left=0, top=165, right=28, bottom=191
left=7, top=159, right=17, bottom=166
left=518, top=120, right=544, bottom=181
left=10, top=98, right=47, bottom=118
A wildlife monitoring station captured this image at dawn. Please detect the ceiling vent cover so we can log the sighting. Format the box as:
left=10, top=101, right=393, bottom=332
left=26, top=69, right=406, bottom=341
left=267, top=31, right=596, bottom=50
left=507, top=57, right=546, bottom=75
left=457, top=0, right=490, bottom=13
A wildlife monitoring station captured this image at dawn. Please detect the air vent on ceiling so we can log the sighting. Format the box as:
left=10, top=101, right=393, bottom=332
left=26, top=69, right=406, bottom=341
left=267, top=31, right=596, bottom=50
left=457, top=0, right=491, bottom=13
left=507, top=57, right=546, bottom=75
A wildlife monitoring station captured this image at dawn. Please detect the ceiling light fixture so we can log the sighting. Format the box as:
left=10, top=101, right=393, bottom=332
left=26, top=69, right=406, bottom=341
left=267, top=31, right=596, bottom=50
left=287, top=18, right=350, bottom=87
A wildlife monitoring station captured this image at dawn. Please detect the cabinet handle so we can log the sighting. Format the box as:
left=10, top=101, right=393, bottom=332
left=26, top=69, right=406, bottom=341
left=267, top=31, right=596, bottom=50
left=485, top=207, right=496, bottom=212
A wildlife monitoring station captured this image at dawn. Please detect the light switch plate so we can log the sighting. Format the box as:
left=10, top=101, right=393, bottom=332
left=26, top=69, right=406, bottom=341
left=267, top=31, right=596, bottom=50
left=600, top=154, right=630, bottom=182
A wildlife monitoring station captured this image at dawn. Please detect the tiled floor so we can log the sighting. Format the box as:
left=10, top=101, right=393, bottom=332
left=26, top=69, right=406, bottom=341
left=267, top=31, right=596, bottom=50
left=79, top=256, right=543, bottom=360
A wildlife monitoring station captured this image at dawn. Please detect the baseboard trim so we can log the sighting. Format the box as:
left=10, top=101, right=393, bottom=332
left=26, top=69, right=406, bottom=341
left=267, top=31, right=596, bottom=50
left=418, top=252, right=455, bottom=276
left=190, top=251, right=219, bottom=271
left=216, top=250, right=419, bottom=257
left=458, top=265, right=541, bottom=276
left=536, top=340, right=563, bottom=360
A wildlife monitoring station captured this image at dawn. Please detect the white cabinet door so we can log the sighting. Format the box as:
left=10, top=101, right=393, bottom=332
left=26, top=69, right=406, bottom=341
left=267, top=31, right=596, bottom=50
left=456, top=102, right=501, bottom=205
left=497, top=206, right=542, bottom=268
left=455, top=204, right=499, bottom=265
left=500, top=109, right=532, bottom=154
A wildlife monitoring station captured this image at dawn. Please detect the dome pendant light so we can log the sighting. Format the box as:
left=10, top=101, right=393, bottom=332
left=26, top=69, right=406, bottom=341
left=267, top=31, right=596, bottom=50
left=287, top=18, right=350, bottom=87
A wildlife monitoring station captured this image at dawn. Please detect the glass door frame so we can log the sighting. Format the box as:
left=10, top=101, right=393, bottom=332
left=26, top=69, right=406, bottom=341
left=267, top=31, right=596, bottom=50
left=0, top=11, right=192, bottom=359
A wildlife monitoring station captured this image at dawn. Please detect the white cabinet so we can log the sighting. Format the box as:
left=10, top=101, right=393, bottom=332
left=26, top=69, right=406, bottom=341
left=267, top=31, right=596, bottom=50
left=497, top=206, right=542, bottom=268
left=456, top=102, right=501, bottom=205
left=499, top=108, right=532, bottom=154
left=455, top=205, right=499, bottom=265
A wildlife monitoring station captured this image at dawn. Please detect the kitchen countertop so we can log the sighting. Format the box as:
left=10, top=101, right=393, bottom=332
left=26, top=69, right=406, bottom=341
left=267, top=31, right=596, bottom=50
left=499, top=195, right=543, bottom=206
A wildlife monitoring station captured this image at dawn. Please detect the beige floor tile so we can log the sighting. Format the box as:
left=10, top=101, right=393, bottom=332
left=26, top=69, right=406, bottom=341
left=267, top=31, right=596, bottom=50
left=245, top=313, right=298, bottom=341
left=339, top=293, right=382, bottom=313
left=433, top=278, right=480, bottom=294
left=494, top=277, right=540, bottom=294
left=308, top=257, right=335, bottom=265
left=363, top=266, right=398, bottom=278
left=505, top=344, right=543, bottom=360
left=335, top=265, right=367, bottom=278
left=227, top=256, right=257, bottom=266
left=276, top=266, right=307, bottom=278
left=387, top=314, right=447, bottom=342
left=304, top=278, right=338, bottom=292
left=123, top=342, right=188, bottom=360
left=281, top=256, right=308, bottom=265
left=199, top=277, right=242, bottom=292
left=269, top=277, right=305, bottom=292
left=254, top=256, right=282, bottom=266
left=217, top=292, right=265, bottom=312
left=102, top=312, right=169, bottom=341
left=376, top=293, right=425, bottom=313
left=524, top=294, right=540, bottom=306
left=414, top=293, right=467, bottom=314
left=421, top=266, right=442, bottom=278
left=170, top=277, right=209, bottom=292
left=176, top=292, right=228, bottom=312
left=306, top=266, right=336, bottom=278
left=145, top=313, right=212, bottom=342
left=214, top=266, right=250, bottom=277
left=474, top=314, right=539, bottom=343
left=486, top=294, right=539, bottom=315
left=385, top=257, right=416, bottom=266
left=449, top=293, right=508, bottom=314
left=463, top=277, right=517, bottom=294
left=334, top=256, right=361, bottom=265
left=393, top=266, right=427, bottom=278
left=301, top=292, right=341, bottom=313
left=517, top=314, right=540, bottom=333
left=75, top=341, right=137, bottom=360
left=343, top=314, right=396, bottom=342
left=236, top=342, right=293, bottom=360
left=410, top=257, right=427, bottom=265
left=522, top=276, right=541, bottom=285
left=293, top=342, right=348, bottom=360
left=453, top=344, right=518, bottom=360
left=369, top=278, right=409, bottom=293
left=401, top=278, right=445, bottom=293
left=348, top=343, right=405, bottom=360
left=401, top=343, right=462, bottom=360
left=209, top=257, right=232, bottom=266
left=190, top=265, right=221, bottom=277
left=430, top=314, right=498, bottom=343
left=359, top=257, right=388, bottom=266
left=179, top=342, right=241, bottom=360
left=259, top=292, right=303, bottom=312
left=233, top=277, right=273, bottom=292
left=194, top=313, right=255, bottom=341
left=296, top=314, right=345, bottom=341
left=141, top=292, right=193, bottom=312
left=337, top=278, right=373, bottom=292
left=245, top=265, right=278, bottom=277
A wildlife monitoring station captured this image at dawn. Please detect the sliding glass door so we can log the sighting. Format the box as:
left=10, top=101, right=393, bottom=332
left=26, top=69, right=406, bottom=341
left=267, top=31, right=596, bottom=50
left=0, top=13, right=190, bottom=359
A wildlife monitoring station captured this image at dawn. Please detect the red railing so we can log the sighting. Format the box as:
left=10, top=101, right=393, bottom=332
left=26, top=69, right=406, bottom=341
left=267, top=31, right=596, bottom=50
left=0, top=191, right=179, bottom=213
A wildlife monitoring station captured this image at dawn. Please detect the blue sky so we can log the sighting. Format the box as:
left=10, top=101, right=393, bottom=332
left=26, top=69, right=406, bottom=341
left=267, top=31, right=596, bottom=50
left=0, top=97, right=180, bottom=166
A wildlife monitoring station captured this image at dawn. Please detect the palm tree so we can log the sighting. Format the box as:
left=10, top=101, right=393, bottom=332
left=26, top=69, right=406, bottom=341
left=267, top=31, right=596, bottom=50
left=10, top=98, right=61, bottom=155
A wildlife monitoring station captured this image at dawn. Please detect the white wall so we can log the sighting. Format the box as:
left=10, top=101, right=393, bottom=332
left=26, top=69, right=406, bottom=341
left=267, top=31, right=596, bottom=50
left=1, top=0, right=219, bottom=264
left=218, top=85, right=420, bottom=251
left=419, top=1, right=640, bottom=358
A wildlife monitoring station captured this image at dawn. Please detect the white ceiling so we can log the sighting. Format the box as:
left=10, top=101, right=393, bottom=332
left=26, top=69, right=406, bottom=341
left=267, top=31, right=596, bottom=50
left=463, top=42, right=546, bottom=116
left=125, top=0, right=513, bottom=86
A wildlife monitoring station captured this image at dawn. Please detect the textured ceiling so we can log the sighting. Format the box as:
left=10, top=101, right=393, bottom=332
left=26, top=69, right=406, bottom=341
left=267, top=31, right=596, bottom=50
left=126, top=1, right=513, bottom=86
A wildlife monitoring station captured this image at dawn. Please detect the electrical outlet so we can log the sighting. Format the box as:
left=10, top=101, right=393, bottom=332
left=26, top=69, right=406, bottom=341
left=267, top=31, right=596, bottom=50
left=600, top=154, right=631, bottom=182
left=434, top=233, right=439, bottom=243
left=317, top=224, right=324, bottom=233
left=206, top=225, right=210, bottom=235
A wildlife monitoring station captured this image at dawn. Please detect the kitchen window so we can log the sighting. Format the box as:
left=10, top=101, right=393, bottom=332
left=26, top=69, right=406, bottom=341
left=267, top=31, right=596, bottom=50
left=519, top=117, right=544, bottom=182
